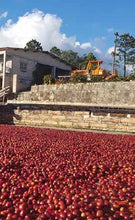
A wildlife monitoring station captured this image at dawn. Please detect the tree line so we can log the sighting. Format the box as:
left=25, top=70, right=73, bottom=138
left=24, top=32, right=135, bottom=77
left=24, top=39, right=97, bottom=70
left=112, top=33, right=135, bottom=77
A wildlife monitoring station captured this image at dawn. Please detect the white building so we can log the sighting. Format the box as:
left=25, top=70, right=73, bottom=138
left=0, top=47, right=72, bottom=93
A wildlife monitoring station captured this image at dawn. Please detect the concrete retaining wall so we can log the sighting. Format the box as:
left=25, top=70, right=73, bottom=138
left=1, top=104, right=135, bottom=133
left=2, top=81, right=135, bottom=133
left=15, top=81, right=135, bottom=108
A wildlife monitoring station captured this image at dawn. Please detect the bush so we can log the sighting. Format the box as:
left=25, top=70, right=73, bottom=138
left=71, top=73, right=87, bottom=83
left=89, top=76, right=104, bottom=82
left=43, top=74, right=51, bottom=84
left=32, top=64, right=52, bottom=85
left=107, top=74, right=135, bottom=82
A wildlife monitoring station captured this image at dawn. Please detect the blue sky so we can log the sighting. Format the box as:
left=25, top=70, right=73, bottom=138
left=0, top=0, right=135, bottom=67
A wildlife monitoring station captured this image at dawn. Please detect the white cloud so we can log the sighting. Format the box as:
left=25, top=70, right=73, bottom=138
left=93, top=37, right=106, bottom=43
left=0, top=9, right=103, bottom=58
left=0, top=9, right=119, bottom=72
left=126, top=64, right=135, bottom=75
left=107, top=46, right=114, bottom=54
left=0, top=11, right=8, bottom=19
left=80, top=42, right=91, bottom=49
left=75, top=41, right=80, bottom=47
left=107, top=28, right=114, bottom=33
left=5, top=19, right=12, bottom=27
left=93, top=47, right=102, bottom=54
left=0, top=10, right=77, bottom=50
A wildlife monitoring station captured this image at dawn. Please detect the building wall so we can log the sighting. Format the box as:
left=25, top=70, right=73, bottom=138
left=12, top=56, right=36, bottom=92
left=5, top=75, right=11, bottom=88
left=0, top=48, right=72, bottom=92
left=7, top=49, right=71, bottom=71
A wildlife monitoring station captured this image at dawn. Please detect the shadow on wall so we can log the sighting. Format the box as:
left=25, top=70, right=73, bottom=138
left=0, top=105, right=21, bottom=125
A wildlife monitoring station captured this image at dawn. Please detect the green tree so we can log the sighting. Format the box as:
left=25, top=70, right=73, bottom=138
left=81, top=52, right=97, bottom=70
left=76, top=54, right=87, bottom=69
left=60, top=50, right=79, bottom=68
left=50, top=46, right=61, bottom=57
left=112, top=32, right=119, bottom=73
left=24, top=39, right=43, bottom=51
left=50, top=47, right=97, bottom=70
left=117, top=33, right=135, bottom=77
left=50, top=47, right=79, bottom=67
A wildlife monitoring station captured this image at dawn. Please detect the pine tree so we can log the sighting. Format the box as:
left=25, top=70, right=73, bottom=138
left=24, top=39, right=43, bottom=52
left=117, top=33, right=135, bottom=77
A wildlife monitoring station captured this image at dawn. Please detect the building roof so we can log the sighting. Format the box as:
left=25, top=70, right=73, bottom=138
left=0, top=47, right=72, bottom=68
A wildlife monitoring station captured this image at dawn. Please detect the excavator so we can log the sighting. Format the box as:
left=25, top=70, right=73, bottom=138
left=71, top=60, right=117, bottom=81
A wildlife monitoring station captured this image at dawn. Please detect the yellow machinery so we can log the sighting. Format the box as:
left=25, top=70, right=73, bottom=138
left=71, top=60, right=117, bottom=80
left=71, top=60, right=107, bottom=79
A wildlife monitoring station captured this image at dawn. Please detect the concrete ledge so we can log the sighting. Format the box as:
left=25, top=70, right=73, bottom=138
left=6, top=102, right=135, bottom=114
left=7, top=100, right=135, bottom=110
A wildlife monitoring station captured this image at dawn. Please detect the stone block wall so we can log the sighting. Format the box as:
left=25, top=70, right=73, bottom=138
left=2, top=81, right=135, bottom=133
left=1, top=104, right=135, bottom=133
left=16, top=81, right=135, bottom=108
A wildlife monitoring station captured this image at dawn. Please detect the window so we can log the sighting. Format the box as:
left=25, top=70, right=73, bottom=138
left=20, top=62, right=27, bottom=72
left=0, top=62, right=3, bottom=72
left=6, top=60, right=12, bottom=74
